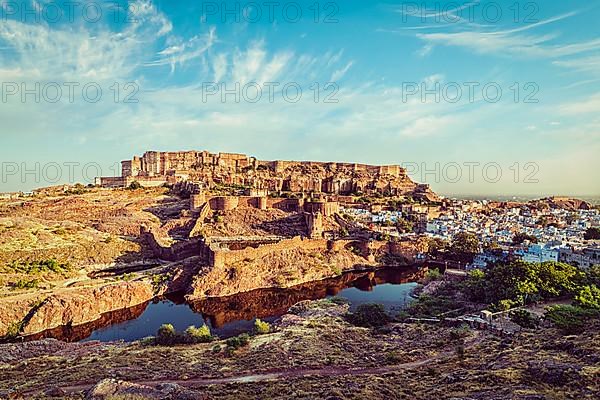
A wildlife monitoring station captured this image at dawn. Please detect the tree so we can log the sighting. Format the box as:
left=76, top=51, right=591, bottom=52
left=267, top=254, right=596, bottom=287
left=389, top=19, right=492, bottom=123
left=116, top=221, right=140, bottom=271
left=345, top=303, right=390, bottom=327
left=469, top=261, right=583, bottom=307
left=450, top=232, right=480, bottom=255
left=586, top=265, right=600, bottom=287
left=156, top=324, right=177, bottom=345
left=462, top=269, right=487, bottom=302
left=427, top=237, right=449, bottom=256
left=128, top=181, right=142, bottom=190
left=584, top=227, right=600, bottom=240
left=254, top=319, right=271, bottom=334
left=574, top=285, right=600, bottom=310
left=395, top=218, right=414, bottom=233
left=535, top=261, right=583, bottom=299
left=512, top=232, right=539, bottom=245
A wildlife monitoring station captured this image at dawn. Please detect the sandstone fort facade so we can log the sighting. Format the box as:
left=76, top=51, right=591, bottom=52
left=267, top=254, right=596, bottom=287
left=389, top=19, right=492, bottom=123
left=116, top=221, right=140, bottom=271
left=97, top=150, right=437, bottom=200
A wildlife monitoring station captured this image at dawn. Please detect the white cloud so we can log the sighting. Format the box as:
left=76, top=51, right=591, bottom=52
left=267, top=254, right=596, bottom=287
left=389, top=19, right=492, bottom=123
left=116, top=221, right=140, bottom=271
left=330, top=61, right=354, bottom=82
left=558, top=94, right=600, bottom=115
left=413, top=11, right=600, bottom=62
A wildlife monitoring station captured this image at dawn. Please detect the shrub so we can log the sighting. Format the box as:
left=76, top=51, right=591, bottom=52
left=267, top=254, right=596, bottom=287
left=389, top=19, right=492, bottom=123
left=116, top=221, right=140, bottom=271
left=139, top=336, right=156, bottom=346
left=254, top=319, right=271, bottom=335
left=449, top=325, right=471, bottom=340
left=226, top=333, right=250, bottom=350
left=128, top=181, right=142, bottom=190
left=184, top=325, right=213, bottom=343
left=509, top=309, right=539, bottom=329
left=328, top=296, right=350, bottom=305
left=425, top=268, right=441, bottom=281
left=329, top=265, right=342, bottom=276
left=156, top=324, right=177, bottom=345
left=345, top=303, right=391, bottom=328
left=405, top=294, right=462, bottom=318
left=2, top=259, right=71, bottom=275
left=385, top=351, right=402, bottom=364
left=574, top=285, right=600, bottom=310
left=11, top=278, right=39, bottom=290
left=544, top=305, right=599, bottom=334
left=4, top=320, right=24, bottom=339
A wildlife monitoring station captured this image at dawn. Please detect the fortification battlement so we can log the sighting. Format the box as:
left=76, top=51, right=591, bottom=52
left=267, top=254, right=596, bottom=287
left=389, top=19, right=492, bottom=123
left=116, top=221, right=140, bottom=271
left=98, top=150, right=439, bottom=201
left=119, top=150, right=404, bottom=178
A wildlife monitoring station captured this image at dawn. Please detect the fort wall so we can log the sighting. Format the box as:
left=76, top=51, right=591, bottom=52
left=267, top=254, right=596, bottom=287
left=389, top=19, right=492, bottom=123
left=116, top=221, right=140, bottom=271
left=208, top=236, right=331, bottom=268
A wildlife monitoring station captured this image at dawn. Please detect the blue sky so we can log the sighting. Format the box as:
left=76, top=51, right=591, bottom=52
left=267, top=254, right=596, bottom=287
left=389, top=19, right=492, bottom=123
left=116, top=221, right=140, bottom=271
left=0, top=0, right=599, bottom=196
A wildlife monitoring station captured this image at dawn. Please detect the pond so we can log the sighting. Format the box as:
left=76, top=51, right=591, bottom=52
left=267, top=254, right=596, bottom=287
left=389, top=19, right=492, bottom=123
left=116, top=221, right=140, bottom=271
left=27, top=267, right=422, bottom=342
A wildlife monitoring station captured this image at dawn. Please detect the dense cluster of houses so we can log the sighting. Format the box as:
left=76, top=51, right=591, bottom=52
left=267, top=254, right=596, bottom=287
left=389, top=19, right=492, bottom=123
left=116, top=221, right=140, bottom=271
left=342, top=200, right=600, bottom=270
left=425, top=202, right=600, bottom=270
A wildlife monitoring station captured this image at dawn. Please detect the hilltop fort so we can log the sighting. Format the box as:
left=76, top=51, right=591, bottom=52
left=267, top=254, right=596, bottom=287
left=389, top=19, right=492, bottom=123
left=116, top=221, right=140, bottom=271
left=96, top=150, right=438, bottom=201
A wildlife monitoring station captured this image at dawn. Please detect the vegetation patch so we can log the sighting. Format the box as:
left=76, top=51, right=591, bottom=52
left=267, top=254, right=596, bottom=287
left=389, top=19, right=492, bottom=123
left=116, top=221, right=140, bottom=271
left=254, top=318, right=271, bottom=335
left=345, top=303, right=391, bottom=328
left=153, top=323, right=217, bottom=346
left=544, top=305, right=599, bottom=334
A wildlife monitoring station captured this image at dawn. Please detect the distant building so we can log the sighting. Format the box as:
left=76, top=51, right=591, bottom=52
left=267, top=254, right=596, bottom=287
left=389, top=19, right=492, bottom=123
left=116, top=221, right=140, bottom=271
left=559, top=246, right=600, bottom=269
left=520, top=244, right=559, bottom=263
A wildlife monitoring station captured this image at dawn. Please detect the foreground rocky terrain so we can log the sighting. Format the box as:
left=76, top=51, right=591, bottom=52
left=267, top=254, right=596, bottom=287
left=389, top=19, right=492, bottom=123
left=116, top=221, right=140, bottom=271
left=0, top=299, right=598, bottom=399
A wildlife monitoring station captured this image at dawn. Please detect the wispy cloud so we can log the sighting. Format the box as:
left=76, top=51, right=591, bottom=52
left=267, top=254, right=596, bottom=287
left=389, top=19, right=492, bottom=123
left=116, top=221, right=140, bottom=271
left=410, top=10, right=600, bottom=63
left=330, top=61, right=354, bottom=81
left=558, top=93, right=600, bottom=115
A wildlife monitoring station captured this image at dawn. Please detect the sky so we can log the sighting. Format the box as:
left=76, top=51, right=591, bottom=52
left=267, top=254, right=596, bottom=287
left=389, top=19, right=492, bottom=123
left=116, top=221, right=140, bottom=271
left=0, top=0, right=599, bottom=196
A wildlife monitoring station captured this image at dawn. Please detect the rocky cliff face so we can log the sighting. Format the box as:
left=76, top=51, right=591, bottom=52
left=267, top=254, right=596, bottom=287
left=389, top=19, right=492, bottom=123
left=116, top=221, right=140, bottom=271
left=187, top=246, right=374, bottom=299
left=0, top=281, right=154, bottom=338
left=22, top=281, right=154, bottom=335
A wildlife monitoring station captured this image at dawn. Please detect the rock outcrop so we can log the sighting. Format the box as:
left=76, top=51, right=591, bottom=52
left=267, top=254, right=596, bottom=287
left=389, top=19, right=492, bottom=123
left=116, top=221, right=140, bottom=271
left=2, top=281, right=154, bottom=337
left=86, top=378, right=204, bottom=400
left=187, top=244, right=373, bottom=299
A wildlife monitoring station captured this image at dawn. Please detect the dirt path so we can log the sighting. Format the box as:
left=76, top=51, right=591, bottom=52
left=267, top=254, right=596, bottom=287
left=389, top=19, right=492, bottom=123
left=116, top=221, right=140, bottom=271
left=54, top=333, right=484, bottom=395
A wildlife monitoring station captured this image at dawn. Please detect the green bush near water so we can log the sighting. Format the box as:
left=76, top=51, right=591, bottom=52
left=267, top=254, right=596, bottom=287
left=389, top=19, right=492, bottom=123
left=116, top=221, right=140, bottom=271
left=254, top=319, right=271, bottom=334
left=345, top=303, right=391, bottom=327
left=154, top=323, right=216, bottom=345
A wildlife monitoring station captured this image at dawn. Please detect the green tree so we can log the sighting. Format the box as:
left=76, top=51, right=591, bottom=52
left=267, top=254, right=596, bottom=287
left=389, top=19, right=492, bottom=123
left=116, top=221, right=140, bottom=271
left=427, top=237, right=449, bottom=255
left=450, top=232, right=480, bottom=255
left=184, top=325, right=213, bottom=343
left=254, top=319, right=271, bottom=334
left=345, top=303, right=390, bottom=327
left=471, top=261, right=582, bottom=306
left=395, top=218, right=414, bottom=233
left=574, top=285, right=600, bottom=309
left=156, top=323, right=177, bottom=345
left=586, top=265, right=600, bottom=286
left=462, top=269, right=487, bottom=302
left=512, top=232, right=539, bottom=244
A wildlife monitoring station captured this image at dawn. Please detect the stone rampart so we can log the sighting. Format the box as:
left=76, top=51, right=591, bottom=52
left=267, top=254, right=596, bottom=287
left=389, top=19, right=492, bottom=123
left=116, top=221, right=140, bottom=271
left=209, top=236, right=329, bottom=268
